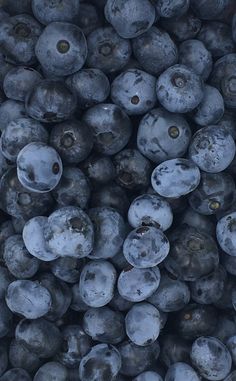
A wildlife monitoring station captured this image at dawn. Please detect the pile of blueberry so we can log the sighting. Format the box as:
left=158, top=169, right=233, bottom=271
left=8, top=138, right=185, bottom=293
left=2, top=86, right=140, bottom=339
left=1, top=0, right=236, bottom=380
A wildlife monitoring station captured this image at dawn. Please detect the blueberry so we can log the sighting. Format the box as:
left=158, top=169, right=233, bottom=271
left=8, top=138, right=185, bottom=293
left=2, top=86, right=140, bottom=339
left=213, top=312, right=236, bottom=344
left=38, top=273, right=71, bottom=321
left=111, top=69, right=157, bottom=115
left=32, top=0, right=80, bottom=25
left=227, top=336, right=236, bottom=366
left=0, top=100, right=26, bottom=132
left=125, top=302, right=161, bottom=346
left=148, top=270, right=190, bottom=312
left=33, top=362, right=68, bottom=381
left=160, top=12, right=202, bottom=42
left=123, top=226, right=169, bottom=268
left=86, top=27, right=132, bottom=73
left=128, top=194, right=173, bottom=231
left=189, top=125, right=236, bottom=173
left=0, top=168, right=54, bottom=219
left=0, top=369, right=31, bottom=381
left=118, top=340, right=160, bottom=377
left=190, top=266, right=227, bottom=305
left=199, top=22, right=235, bottom=60
left=110, top=251, right=130, bottom=271
left=192, top=85, right=224, bottom=126
left=88, top=207, right=126, bottom=259
left=66, top=69, right=110, bottom=109
left=56, top=325, right=92, bottom=368
left=6, top=280, right=52, bottom=319
left=164, top=224, right=219, bottom=281
left=3, top=0, right=32, bottom=15
left=174, top=304, right=218, bottom=339
left=79, top=343, right=121, bottom=381
left=43, top=206, right=94, bottom=258
left=105, top=0, right=156, bottom=39
left=35, top=22, right=87, bottom=77
left=114, top=149, right=151, bottom=190
left=132, top=26, right=178, bottom=75
left=133, top=371, right=163, bottom=381
left=117, top=266, right=160, bottom=302
left=137, top=107, right=192, bottom=163
left=156, top=64, right=204, bottom=113
left=211, top=54, right=236, bottom=109
left=83, top=104, right=132, bottom=155
left=91, top=183, right=129, bottom=217
left=165, top=362, right=200, bottom=381
left=25, top=80, right=77, bottom=123
left=15, top=318, right=62, bottom=358
left=9, top=339, right=42, bottom=374
left=191, top=336, right=232, bottom=380
left=217, top=212, right=236, bottom=256
left=151, top=158, right=201, bottom=198
left=83, top=306, right=125, bottom=344
left=190, top=0, right=231, bottom=20
left=50, top=119, right=93, bottom=164
left=23, top=216, right=59, bottom=262
left=189, top=172, right=235, bottom=216
left=160, top=335, right=191, bottom=367
left=50, top=257, right=82, bottom=284
left=214, top=275, right=236, bottom=310
left=52, top=167, right=90, bottom=209
left=3, top=235, right=39, bottom=279
left=79, top=260, right=117, bottom=307
left=17, top=142, right=63, bottom=193
left=81, top=154, right=115, bottom=185
left=77, top=3, right=102, bottom=36
left=0, top=14, right=42, bottom=65
left=1, top=117, right=49, bottom=162
left=155, top=0, right=190, bottom=18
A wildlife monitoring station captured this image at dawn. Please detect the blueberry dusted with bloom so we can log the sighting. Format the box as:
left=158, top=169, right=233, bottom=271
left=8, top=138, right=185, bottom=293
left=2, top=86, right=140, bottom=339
left=79, top=260, right=117, bottom=307
left=35, top=22, right=87, bottom=77
left=137, top=107, right=192, bottom=163
left=43, top=206, right=94, bottom=258
left=111, top=69, right=157, bottom=115
left=104, top=0, right=156, bottom=39
left=33, top=362, right=68, bottom=381
left=189, top=125, right=236, bottom=173
left=0, top=100, right=26, bottom=132
left=128, top=194, right=173, bottom=231
left=86, top=27, right=132, bottom=73
left=156, top=64, right=204, bottom=113
left=17, top=142, right=63, bottom=193
left=117, top=266, right=160, bottom=302
left=151, top=158, right=201, bottom=198
left=216, top=212, right=236, bottom=256
left=165, top=362, right=200, bottom=381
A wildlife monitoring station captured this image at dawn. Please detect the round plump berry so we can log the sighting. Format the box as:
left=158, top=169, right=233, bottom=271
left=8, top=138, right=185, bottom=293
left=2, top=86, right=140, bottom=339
left=104, top=0, right=156, bottom=39
left=35, top=22, right=87, bottom=77
left=216, top=212, right=236, bottom=256
left=189, top=125, right=236, bottom=173
left=156, top=64, right=204, bottom=113
left=43, top=206, right=94, bottom=258
left=123, top=226, right=170, bottom=268
left=32, top=0, right=80, bottom=25
left=17, top=142, right=63, bottom=193
left=79, top=260, right=117, bottom=307
left=151, top=158, right=201, bottom=198
left=137, top=107, right=192, bottom=163
left=117, top=266, right=160, bottom=302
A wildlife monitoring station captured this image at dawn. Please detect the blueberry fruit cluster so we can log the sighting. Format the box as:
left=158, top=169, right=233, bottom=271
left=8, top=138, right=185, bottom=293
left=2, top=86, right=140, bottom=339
left=0, top=0, right=236, bottom=380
